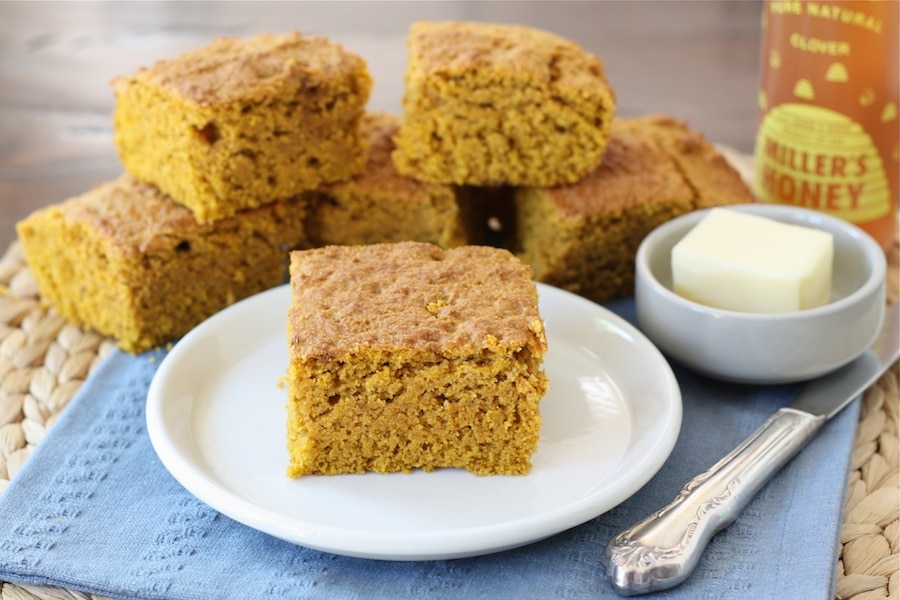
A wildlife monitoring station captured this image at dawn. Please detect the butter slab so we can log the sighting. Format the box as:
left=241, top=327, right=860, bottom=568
left=671, top=208, right=833, bottom=313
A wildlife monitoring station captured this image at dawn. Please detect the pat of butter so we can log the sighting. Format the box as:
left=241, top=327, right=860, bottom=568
left=671, top=209, right=833, bottom=313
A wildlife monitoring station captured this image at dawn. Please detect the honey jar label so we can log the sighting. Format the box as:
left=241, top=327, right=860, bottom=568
left=757, top=104, right=889, bottom=221
left=754, top=0, right=899, bottom=248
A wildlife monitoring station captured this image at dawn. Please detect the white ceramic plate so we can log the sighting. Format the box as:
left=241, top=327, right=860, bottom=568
left=146, top=283, right=681, bottom=561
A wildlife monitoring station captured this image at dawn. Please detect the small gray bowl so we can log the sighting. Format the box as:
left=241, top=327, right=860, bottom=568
left=635, top=203, right=886, bottom=384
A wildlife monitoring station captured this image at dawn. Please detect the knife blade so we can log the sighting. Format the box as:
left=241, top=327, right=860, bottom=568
left=603, top=302, right=899, bottom=597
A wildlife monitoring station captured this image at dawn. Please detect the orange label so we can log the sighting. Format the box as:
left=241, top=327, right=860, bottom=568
left=754, top=0, right=899, bottom=249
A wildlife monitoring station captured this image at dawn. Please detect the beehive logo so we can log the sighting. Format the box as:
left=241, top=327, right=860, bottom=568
left=825, top=63, right=849, bottom=83
left=754, top=104, right=891, bottom=221
left=793, top=79, right=816, bottom=100
left=769, top=49, right=782, bottom=70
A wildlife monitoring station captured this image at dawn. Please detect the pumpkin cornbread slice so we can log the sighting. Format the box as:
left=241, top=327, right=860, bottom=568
left=514, top=117, right=754, bottom=304
left=285, top=242, right=548, bottom=477
left=112, top=31, right=372, bottom=223
left=16, top=174, right=308, bottom=353
left=305, top=112, right=467, bottom=249
left=391, top=21, right=616, bottom=187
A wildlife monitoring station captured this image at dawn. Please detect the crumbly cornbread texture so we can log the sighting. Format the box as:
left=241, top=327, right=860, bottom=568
left=391, top=21, right=616, bottom=187
left=618, top=114, right=757, bottom=209
left=16, top=174, right=308, bottom=353
left=285, top=242, right=548, bottom=477
left=113, top=31, right=372, bottom=223
left=305, top=112, right=466, bottom=248
left=515, top=116, right=754, bottom=303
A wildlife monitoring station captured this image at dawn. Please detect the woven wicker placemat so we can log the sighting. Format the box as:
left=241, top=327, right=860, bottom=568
left=0, top=236, right=897, bottom=600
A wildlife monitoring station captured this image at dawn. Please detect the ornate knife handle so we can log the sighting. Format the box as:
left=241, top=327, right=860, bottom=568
left=603, top=407, right=826, bottom=596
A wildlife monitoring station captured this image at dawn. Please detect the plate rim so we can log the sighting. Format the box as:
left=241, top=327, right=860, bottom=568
left=146, top=282, right=682, bottom=560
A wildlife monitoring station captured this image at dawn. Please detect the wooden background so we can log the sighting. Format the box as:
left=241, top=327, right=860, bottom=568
left=0, top=0, right=762, bottom=251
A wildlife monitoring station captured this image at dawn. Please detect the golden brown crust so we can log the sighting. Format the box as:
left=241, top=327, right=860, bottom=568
left=615, top=114, right=756, bottom=207
left=112, top=31, right=369, bottom=108
left=287, top=242, right=546, bottom=357
left=407, top=21, right=611, bottom=98
left=16, top=174, right=308, bottom=353
left=54, top=174, right=221, bottom=258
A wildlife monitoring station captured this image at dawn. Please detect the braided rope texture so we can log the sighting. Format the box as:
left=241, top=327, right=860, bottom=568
left=0, top=234, right=897, bottom=600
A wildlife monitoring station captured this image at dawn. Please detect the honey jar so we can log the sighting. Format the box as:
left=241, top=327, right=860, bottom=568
left=754, top=0, right=899, bottom=252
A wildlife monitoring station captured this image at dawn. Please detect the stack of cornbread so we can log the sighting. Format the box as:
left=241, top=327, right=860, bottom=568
left=16, top=32, right=373, bottom=353
left=392, top=21, right=754, bottom=303
left=17, top=22, right=753, bottom=355
left=16, top=22, right=754, bottom=477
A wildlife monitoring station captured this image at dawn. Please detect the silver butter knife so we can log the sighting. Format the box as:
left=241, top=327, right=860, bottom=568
left=604, top=302, right=899, bottom=596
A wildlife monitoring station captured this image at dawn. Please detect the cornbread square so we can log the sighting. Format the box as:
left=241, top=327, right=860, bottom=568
left=305, top=112, right=467, bottom=248
left=515, top=117, right=754, bottom=303
left=16, top=174, right=308, bottom=353
left=392, top=21, right=616, bottom=187
left=285, top=242, right=548, bottom=477
left=113, top=31, right=372, bottom=223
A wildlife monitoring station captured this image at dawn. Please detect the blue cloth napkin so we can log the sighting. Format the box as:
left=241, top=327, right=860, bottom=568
left=0, top=299, right=857, bottom=600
